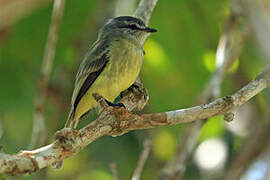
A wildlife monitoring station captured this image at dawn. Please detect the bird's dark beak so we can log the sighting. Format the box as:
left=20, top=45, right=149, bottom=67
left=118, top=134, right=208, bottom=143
left=143, top=27, right=157, bottom=33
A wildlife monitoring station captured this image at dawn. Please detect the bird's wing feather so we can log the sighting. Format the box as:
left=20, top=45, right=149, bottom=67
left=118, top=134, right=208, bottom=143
left=71, top=40, right=110, bottom=110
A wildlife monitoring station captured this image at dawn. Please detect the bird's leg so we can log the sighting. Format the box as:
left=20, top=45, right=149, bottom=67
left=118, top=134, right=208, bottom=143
left=119, top=77, right=149, bottom=112
left=128, top=83, right=141, bottom=93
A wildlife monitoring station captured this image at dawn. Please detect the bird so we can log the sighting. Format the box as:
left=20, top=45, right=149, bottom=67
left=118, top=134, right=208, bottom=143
left=65, top=16, right=157, bottom=129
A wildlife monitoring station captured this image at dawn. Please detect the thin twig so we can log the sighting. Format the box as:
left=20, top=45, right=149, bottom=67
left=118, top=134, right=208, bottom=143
left=224, top=121, right=270, bottom=180
left=0, top=119, right=3, bottom=139
left=110, top=162, right=120, bottom=180
left=0, top=0, right=50, bottom=29
left=131, top=139, right=152, bottom=180
left=0, top=0, right=157, bottom=176
left=0, top=65, right=270, bottom=175
left=29, top=0, right=66, bottom=148
left=223, top=1, right=270, bottom=178
left=159, top=0, right=250, bottom=178
left=244, top=0, right=270, bottom=61
left=114, top=0, right=136, bottom=17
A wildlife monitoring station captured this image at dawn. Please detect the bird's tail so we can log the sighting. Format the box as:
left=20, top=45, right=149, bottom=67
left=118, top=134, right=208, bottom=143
left=65, top=108, right=78, bottom=129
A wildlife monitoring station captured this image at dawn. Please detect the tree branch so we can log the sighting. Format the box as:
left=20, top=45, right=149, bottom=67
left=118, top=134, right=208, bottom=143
left=223, top=1, right=270, bottom=178
left=0, top=0, right=157, bottom=176
left=1, top=64, right=270, bottom=175
left=110, top=162, right=120, bottom=180
left=159, top=0, right=249, bottom=178
left=131, top=138, right=152, bottom=180
left=29, top=0, right=66, bottom=148
left=224, top=121, right=270, bottom=180
left=244, top=0, right=270, bottom=61
left=0, top=0, right=50, bottom=30
left=1, top=0, right=268, bottom=177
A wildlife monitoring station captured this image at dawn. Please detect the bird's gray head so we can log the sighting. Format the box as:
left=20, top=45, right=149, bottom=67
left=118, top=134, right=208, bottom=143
left=99, top=16, right=157, bottom=44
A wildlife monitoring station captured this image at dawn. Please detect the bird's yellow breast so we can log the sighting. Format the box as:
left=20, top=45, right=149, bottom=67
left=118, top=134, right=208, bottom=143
left=74, top=39, right=144, bottom=120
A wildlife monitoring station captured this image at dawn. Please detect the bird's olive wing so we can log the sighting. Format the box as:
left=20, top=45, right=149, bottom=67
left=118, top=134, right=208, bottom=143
left=71, top=40, right=110, bottom=110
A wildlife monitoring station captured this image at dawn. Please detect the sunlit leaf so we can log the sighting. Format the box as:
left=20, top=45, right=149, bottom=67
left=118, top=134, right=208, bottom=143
left=144, top=39, right=170, bottom=72
left=203, top=51, right=216, bottom=72
left=228, top=58, right=239, bottom=73
left=203, top=50, right=239, bottom=73
left=199, top=115, right=225, bottom=142
left=77, top=170, right=113, bottom=180
left=153, top=130, right=176, bottom=161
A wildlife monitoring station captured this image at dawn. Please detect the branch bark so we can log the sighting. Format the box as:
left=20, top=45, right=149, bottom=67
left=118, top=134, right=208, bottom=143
left=0, top=0, right=157, bottom=176
left=244, top=0, right=270, bottom=61
left=223, top=1, right=270, bottom=178
left=1, top=0, right=269, bottom=177
left=159, top=0, right=249, bottom=178
left=0, top=64, right=270, bottom=175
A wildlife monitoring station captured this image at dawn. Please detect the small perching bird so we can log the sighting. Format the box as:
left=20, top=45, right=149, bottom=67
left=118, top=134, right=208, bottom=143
left=65, top=16, right=157, bottom=129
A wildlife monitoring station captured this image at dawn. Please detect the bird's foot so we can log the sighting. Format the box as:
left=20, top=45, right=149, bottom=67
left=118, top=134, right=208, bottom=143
left=124, top=82, right=149, bottom=101
left=92, top=93, right=126, bottom=110
left=54, top=128, right=80, bottom=146
left=53, top=128, right=80, bottom=170
left=105, top=100, right=126, bottom=108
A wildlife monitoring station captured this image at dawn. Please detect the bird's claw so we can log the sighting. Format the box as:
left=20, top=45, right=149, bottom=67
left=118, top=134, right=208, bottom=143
left=130, top=83, right=149, bottom=101
left=105, top=100, right=126, bottom=108
left=120, top=82, right=148, bottom=100
left=54, top=128, right=80, bottom=145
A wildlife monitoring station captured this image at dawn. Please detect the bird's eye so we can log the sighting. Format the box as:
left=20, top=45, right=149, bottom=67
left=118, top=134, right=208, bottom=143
left=128, top=24, right=138, bottom=30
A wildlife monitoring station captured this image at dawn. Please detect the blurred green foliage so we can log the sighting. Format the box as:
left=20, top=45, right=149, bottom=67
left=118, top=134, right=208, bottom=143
left=0, top=0, right=268, bottom=179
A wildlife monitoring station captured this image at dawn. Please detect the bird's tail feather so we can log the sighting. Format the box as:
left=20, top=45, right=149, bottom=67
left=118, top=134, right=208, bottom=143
left=65, top=109, right=78, bottom=129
